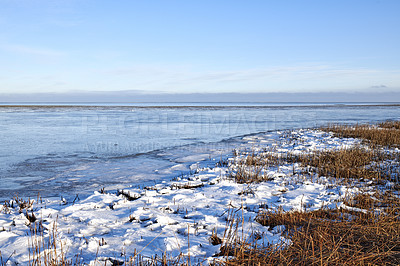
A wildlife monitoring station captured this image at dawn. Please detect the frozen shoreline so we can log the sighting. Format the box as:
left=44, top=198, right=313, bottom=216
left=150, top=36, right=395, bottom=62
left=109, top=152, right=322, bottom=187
left=0, top=128, right=387, bottom=265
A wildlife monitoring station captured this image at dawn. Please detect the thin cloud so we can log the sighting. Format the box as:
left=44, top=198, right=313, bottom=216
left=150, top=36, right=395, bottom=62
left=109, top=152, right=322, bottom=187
left=99, top=64, right=392, bottom=86
left=165, top=65, right=385, bottom=86
left=370, top=85, right=388, bottom=89
left=2, top=44, right=66, bottom=57
left=104, top=67, right=171, bottom=76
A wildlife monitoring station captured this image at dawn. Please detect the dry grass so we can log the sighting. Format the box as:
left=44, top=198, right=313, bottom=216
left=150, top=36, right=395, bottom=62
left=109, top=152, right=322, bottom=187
left=379, top=120, right=400, bottom=130
left=229, top=164, right=269, bottom=184
left=322, top=122, right=400, bottom=147
left=171, top=182, right=205, bottom=189
left=27, top=221, right=80, bottom=266
left=300, top=147, right=399, bottom=184
left=229, top=150, right=297, bottom=184
left=218, top=191, right=400, bottom=266
left=229, top=146, right=398, bottom=185
left=123, top=253, right=192, bottom=266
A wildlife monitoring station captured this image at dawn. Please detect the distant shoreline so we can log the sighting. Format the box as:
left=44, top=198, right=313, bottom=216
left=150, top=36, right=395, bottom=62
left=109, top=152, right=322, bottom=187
left=1, top=102, right=400, bottom=109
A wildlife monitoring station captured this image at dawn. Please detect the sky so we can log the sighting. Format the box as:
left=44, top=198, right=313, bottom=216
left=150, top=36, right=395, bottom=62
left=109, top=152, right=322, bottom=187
left=1, top=0, right=400, bottom=100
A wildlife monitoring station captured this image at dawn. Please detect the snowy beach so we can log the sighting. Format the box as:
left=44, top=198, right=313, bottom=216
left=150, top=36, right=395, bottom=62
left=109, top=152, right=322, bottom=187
left=2, top=124, right=398, bottom=265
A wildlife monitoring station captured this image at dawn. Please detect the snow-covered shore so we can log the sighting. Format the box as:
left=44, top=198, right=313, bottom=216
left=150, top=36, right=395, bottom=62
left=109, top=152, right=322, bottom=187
left=0, top=129, right=374, bottom=265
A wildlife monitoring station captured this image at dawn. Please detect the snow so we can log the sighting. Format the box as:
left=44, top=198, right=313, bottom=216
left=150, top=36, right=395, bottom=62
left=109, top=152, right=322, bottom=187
left=0, top=129, right=370, bottom=264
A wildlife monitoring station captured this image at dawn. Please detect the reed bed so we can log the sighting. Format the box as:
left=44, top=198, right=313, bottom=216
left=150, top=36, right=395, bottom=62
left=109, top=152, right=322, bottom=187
left=321, top=121, right=400, bottom=147
left=230, top=146, right=399, bottom=185
left=301, top=147, right=400, bottom=185
left=218, top=190, right=400, bottom=266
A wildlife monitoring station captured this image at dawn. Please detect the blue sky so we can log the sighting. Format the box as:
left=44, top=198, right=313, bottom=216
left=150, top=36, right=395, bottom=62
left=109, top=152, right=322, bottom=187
left=1, top=0, right=400, bottom=96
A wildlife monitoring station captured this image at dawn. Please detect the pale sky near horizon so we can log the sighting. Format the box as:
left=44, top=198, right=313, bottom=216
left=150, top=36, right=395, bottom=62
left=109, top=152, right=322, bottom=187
left=1, top=0, right=400, bottom=96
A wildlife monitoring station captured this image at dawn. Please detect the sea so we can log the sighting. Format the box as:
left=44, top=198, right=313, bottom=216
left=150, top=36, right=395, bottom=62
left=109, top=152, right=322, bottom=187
left=1, top=102, right=400, bottom=203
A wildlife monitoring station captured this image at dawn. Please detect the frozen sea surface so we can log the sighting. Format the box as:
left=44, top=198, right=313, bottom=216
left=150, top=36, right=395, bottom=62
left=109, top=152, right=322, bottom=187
left=1, top=103, right=400, bottom=202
